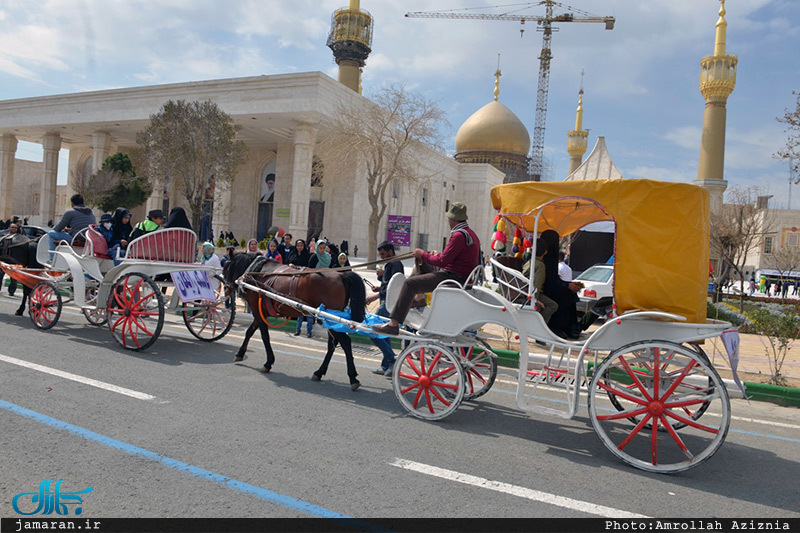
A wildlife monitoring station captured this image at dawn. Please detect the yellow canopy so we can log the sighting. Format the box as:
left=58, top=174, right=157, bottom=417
left=490, top=179, right=711, bottom=323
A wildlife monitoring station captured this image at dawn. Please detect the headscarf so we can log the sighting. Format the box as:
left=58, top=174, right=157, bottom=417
left=314, top=241, right=331, bottom=268
left=337, top=252, right=349, bottom=267
left=164, top=206, right=192, bottom=230
left=247, top=238, right=262, bottom=255
left=202, top=241, right=215, bottom=260
left=288, top=239, right=310, bottom=266
left=265, top=239, right=282, bottom=261
left=111, top=207, right=132, bottom=244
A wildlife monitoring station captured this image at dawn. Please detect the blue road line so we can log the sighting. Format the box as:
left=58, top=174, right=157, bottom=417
left=0, top=399, right=351, bottom=519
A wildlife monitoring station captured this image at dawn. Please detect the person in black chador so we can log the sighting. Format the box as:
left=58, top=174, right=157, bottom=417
left=540, top=229, right=582, bottom=339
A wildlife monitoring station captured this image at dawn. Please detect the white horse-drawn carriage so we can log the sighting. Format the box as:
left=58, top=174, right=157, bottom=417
left=1, top=227, right=234, bottom=350
left=245, top=178, right=737, bottom=473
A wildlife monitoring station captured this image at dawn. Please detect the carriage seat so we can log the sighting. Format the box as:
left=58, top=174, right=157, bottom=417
left=491, top=256, right=531, bottom=305
left=124, top=228, right=197, bottom=263
left=85, top=225, right=112, bottom=260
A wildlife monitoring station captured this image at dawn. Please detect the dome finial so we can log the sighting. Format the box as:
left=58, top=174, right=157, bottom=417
left=493, top=54, right=501, bottom=102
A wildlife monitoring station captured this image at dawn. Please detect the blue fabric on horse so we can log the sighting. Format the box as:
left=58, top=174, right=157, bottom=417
left=318, top=304, right=391, bottom=339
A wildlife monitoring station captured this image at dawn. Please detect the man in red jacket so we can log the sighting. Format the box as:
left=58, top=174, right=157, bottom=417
left=373, top=202, right=480, bottom=336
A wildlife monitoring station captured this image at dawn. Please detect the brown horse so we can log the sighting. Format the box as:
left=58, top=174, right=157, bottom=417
left=224, top=252, right=366, bottom=381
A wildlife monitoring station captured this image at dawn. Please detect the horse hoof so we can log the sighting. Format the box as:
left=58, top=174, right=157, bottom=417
left=234, top=355, right=244, bottom=362
left=311, top=374, right=321, bottom=382
left=350, top=381, right=361, bottom=391
left=259, top=366, right=270, bottom=373
left=14, top=309, right=23, bottom=316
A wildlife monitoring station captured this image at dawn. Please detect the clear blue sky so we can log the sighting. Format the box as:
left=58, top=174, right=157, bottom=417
left=1, top=1, right=797, bottom=206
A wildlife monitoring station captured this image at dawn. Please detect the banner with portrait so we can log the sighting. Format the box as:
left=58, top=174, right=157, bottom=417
left=387, top=215, right=412, bottom=247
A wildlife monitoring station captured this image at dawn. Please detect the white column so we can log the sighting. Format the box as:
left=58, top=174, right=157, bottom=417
left=212, top=184, right=231, bottom=239
left=40, top=133, right=62, bottom=225
left=287, top=123, right=316, bottom=238
left=92, top=131, right=113, bottom=172
left=0, top=134, right=18, bottom=220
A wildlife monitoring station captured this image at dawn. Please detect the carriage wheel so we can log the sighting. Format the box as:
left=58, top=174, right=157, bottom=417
left=182, top=279, right=235, bottom=342
left=459, top=345, right=497, bottom=401
left=392, top=343, right=465, bottom=421
left=107, top=272, right=164, bottom=351
left=588, top=341, right=730, bottom=473
left=603, top=343, right=714, bottom=430
left=29, top=281, right=62, bottom=330
left=82, top=286, right=107, bottom=326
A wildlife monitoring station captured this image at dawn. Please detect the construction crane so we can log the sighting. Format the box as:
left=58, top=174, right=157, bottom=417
left=406, top=2, right=614, bottom=180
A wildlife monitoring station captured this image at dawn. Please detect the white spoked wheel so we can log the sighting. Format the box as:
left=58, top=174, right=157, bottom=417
left=107, top=272, right=164, bottom=351
left=392, top=343, right=465, bottom=421
left=588, top=341, right=730, bottom=473
left=458, top=345, right=497, bottom=401
left=29, top=281, right=62, bottom=330
left=82, top=286, right=107, bottom=326
left=182, top=278, right=235, bottom=342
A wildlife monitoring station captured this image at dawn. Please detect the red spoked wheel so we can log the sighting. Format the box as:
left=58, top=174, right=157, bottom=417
left=588, top=341, right=730, bottom=473
left=107, top=272, right=164, bottom=351
left=29, top=281, right=62, bottom=330
left=458, top=345, right=497, bottom=401
left=182, top=278, right=236, bottom=342
left=392, top=343, right=465, bottom=421
left=603, top=343, right=714, bottom=430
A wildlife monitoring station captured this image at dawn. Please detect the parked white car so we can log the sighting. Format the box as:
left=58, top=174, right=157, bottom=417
left=574, top=264, right=614, bottom=315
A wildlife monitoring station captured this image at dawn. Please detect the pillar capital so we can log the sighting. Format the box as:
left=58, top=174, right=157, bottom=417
left=1, top=133, right=18, bottom=152
left=293, top=123, right=317, bottom=146
left=43, top=132, right=62, bottom=152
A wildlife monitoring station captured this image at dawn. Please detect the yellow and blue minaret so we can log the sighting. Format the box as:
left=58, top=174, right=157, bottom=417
left=327, top=0, right=374, bottom=93
left=695, top=0, right=737, bottom=213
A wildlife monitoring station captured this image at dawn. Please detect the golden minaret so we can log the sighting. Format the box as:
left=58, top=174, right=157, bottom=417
left=695, top=0, right=737, bottom=213
left=327, top=0, right=374, bottom=93
left=567, top=84, right=589, bottom=177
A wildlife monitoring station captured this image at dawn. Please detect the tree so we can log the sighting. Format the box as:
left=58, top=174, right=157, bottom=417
left=748, top=307, right=798, bottom=386
left=136, top=100, right=248, bottom=232
left=767, top=245, right=800, bottom=303
left=709, top=186, right=774, bottom=309
left=315, top=84, right=448, bottom=262
left=69, top=152, right=151, bottom=213
left=776, top=91, right=800, bottom=180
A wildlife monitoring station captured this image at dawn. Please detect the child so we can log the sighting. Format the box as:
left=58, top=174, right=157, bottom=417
left=97, top=213, right=114, bottom=245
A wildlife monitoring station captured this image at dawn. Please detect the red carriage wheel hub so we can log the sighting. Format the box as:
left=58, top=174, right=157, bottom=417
left=124, top=308, right=131, bottom=317
left=418, top=375, right=432, bottom=388
left=647, top=401, right=665, bottom=416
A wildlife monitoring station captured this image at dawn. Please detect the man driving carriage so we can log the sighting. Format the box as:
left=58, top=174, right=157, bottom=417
left=373, top=202, right=480, bottom=336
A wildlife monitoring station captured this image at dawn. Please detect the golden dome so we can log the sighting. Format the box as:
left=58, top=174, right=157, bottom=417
left=455, top=100, right=530, bottom=156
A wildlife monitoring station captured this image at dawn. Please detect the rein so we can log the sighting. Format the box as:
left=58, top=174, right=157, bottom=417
left=245, top=251, right=415, bottom=278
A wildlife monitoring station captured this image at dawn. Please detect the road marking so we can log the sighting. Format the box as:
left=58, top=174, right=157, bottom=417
left=389, top=458, right=649, bottom=518
left=0, top=400, right=355, bottom=519
left=0, top=353, right=162, bottom=402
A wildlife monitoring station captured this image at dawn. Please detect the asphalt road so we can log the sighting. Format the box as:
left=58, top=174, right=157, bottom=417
left=1, top=293, right=799, bottom=521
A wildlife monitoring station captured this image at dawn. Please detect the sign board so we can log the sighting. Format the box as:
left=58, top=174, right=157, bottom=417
left=275, top=208, right=290, bottom=218
left=387, top=215, right=412, bottom=247
left=170, top=270, right=216, bottom=302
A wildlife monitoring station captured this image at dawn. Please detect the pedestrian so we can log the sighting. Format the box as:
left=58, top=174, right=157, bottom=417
left=279, top=233, right=293, bottom=263
left=748, top=277, right=756, bottom=296
left=199, top=242, right=222, bottom=290
left=353, top=244, right=358, bottom=257
left=337, top=252, right=350, bottom=267
left=366, top=241, right=404, bottom=374
left=265, top=239, right=283, bottom=263
left=246, top=238, right=262, bottom=256
left=308, top=240, right=331, bottom=268
left=287, top=239, right=310, bottom=267
left=558, top=251, right=572, bottom=282
left=48, top=194, right=97, bottom=252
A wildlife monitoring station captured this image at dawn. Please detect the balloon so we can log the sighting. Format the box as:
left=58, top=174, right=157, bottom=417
left=514, top=227, right=523, bottom=238
left=267, top=226, right=279, bottom=235
left=512, top=244, right=519, bottom=254
left=497, top=219, right=506, bottom=232
left=513, top=237, right=521, bottom=246
left=493, top=214, right=501, bottom=224
left=276, top=227, right=285, bottom=238
left=492, top=240, right=505, bottom=251
left=523, top=238, right=532, bottom=249
left=494, top=230, right=507, bottom=242
left=515, top=251, right=523, bottom=258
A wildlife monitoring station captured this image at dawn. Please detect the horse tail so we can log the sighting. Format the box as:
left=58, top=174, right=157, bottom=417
left=341, top=271, right=366, bottom=323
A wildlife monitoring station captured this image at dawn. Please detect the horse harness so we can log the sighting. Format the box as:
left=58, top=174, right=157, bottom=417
left=244, top=258, right=303, bottom=318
